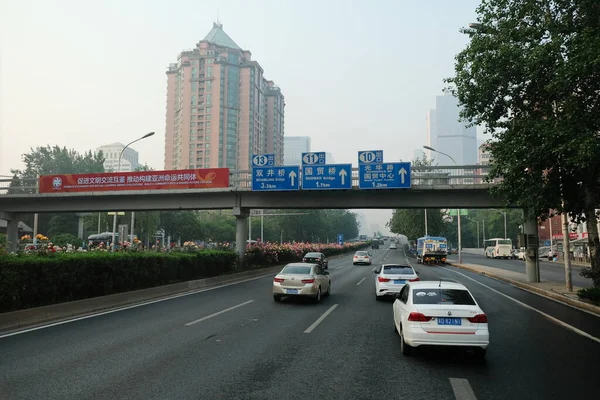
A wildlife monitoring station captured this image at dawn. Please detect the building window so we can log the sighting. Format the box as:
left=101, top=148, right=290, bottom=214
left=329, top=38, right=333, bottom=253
left=206, top=94, right=212, bottom=105
left=207, top=66, right=213, bottom=77
left=191, top=95, right=197, bottom=105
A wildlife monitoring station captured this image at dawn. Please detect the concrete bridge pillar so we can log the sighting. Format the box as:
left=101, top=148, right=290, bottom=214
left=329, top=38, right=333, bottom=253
left=0, top=212, right=20, bottom=253
left=233, top=207, right=249, bottom=267
left=523, top=212, right=541, bottom=283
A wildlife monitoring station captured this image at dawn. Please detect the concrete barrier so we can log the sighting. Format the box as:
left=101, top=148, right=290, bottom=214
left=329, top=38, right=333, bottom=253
left=0, top=265, right=283, bottom=334
left=461, top=248, right=485, bottom=256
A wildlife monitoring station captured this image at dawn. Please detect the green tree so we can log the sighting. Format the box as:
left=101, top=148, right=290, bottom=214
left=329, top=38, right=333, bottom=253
left=8, top=146, right=105, bottom=238
left=446, top=0, right=600, bottom=284
left=387, top=209, right=447, bottom=241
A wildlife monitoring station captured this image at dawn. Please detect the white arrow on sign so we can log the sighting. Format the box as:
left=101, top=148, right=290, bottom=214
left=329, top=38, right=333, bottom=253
left=399, top=167, right=407, bottom=184
left=289, top=170, right=297, bottom=186
left=339, top=169, right=347, bottom=185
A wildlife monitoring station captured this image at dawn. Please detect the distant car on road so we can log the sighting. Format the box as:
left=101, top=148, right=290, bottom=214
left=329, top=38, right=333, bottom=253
left=390, top=243, right=398, bottom=250
left=373, top=264, right=419, bottom=300
left=302, top=252, right=329, bottom=269
left=353, top=251, right=372, bottom=265
left=371, top=241, right=380, bottom=249
left=392, top=281, right=489, bottom=359
left=273, top=263, right=331, bottom=303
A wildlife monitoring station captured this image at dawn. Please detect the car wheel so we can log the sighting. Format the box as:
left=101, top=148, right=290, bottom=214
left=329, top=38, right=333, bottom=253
left=314, top=287, right=322, bottom=303
left=273, top=294, right=282, bottom=302
left=325, top=281, right=331, bottom=296
left=375, top=295, right=382, bottom=301
left=400, top=327, right=412, bottom=355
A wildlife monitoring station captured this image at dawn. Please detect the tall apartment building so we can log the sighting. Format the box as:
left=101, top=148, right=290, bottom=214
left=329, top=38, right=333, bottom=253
left=97, top=143, right=141, bottom=172
left=164, top=22, right=285, bottom=171
left=284, top=136, right=311, bottom=165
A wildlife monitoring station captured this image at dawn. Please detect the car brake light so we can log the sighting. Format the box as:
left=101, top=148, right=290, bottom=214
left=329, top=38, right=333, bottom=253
left=301, top=278, right=315, bottom=284
left=408, top=312, right=432, bottom=322
left=353, top=256, right=358, bottom=258
left=378, top=277, right=390, bottom=282
left=409, top=277, right=420, bottom=282
left=467, top=314, right=488, bottom=323
left=274, top=277, right=284, bottom=283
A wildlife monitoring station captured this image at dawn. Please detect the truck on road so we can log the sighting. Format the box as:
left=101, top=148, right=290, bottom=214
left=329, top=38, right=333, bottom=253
left=416, top=235, right=448, bottom=265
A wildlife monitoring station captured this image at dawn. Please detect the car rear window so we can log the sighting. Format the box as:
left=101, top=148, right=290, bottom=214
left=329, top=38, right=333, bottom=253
left=282, top=266, right=312, bottom=275
left=412, top=289, right=476, bottom=305
left=383, top=265, right=414, bottom=274
left=304, top=253, right=321, bottom=258
left=356, top=251, right=368, bottom=256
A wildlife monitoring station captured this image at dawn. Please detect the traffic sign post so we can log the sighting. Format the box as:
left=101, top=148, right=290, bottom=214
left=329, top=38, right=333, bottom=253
left=301, top=163, right=352, bottom=190
left=358, top=162, right=411, bottom=189
left=252, top=154, right=275, bottom=167
left=337, top=234, right=344, bottom=246
left=301, top=152, right=326, bottom=165
left=252, top=166, right=300, bottom=191
left=358, top=150, right=384, bottom=165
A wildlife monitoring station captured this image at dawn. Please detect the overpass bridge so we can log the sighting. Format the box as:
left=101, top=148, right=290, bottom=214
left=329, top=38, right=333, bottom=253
left=1, top=165, right=540, bottom=282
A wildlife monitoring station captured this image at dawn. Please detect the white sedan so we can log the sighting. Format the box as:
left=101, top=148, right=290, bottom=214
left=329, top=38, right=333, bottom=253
left=373, top=264, right=419, bottom=300
left=392, top=281, right=489, bottom=359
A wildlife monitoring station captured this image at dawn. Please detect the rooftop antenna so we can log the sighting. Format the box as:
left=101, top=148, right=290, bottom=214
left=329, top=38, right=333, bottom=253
left=216, top=10, right=220, bottom=25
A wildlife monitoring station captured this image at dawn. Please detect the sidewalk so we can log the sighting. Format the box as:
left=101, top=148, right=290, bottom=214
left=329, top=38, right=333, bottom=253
left=447, top=262, right=600, bottom=317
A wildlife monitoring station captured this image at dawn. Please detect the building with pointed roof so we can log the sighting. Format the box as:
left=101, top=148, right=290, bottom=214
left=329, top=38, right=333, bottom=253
left=164, top=23, right=285, bottom=173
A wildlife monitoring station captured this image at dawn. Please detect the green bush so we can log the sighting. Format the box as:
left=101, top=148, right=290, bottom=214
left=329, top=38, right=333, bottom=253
left=50, top=233, right=82, bottom=248
left=0, top=233, right=6, bottom=245
left=577, top=286, right=600, bottom=304
left=0, top=250, right=237, bottom=312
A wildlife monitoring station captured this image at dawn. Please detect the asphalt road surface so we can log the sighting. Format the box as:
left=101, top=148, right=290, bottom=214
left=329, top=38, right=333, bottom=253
left=447, top=252, right=593, bottom=288
left=2, top=244, right=599, bottom=400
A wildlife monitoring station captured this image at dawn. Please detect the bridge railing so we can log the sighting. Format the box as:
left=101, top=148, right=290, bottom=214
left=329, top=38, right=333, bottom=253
left=0, top=165, right=493, bottom=195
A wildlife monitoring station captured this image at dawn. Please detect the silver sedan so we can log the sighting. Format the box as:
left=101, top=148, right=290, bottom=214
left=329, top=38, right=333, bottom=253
left=273, top=263, right=331, bottom=303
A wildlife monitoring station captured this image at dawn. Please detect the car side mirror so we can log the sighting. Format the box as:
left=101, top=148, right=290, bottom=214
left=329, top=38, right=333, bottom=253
left=416, top=271, right=420, bottom=275
left=394, top=292, right=402, bottom=299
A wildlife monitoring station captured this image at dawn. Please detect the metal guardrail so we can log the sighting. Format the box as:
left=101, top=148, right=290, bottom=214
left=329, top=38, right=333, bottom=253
left=0, top=165, right=493, bottom=195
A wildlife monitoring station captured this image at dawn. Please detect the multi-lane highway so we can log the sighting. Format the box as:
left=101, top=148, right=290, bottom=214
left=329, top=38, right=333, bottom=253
left=448, top=252, right=593, bottom=287
left=1, top=243, right=599, bottom=400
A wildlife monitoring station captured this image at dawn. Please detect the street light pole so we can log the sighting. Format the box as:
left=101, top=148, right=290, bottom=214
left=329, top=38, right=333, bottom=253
left=490, top=209, right=508, bottom=239
left=111, top=132, right=155, bottom=250
left=423, top=145, right=461, bottom=263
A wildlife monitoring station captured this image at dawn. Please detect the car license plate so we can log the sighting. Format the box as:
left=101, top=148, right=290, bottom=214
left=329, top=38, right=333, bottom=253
left=286, top=289, right=298, bottom=294
left=393, top=280, right=406, bottom=284
left=437, top=317, right=461, bottom=325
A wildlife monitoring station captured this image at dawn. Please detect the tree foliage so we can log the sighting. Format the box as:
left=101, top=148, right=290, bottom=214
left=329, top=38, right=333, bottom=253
left=387, top=209, right=447, bottom=242
left=446, top=0, right=600, bottom=284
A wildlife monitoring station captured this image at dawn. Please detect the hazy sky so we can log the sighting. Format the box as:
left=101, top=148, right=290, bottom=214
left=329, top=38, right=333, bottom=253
left=0, top=0, right=481, bottom=233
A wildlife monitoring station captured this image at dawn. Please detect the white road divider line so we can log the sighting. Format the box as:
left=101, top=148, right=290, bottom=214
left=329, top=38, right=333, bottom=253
left=185, top=300, right=255, bottom=326
left=356, top=277, right=366, bottom=286
left=335, top=265, right=347, bottom=270
left=304, top=304, right=339, bottom=333
left=449, top=378, right=477, bottom=400
left=446, top=268, right=600, bottom=344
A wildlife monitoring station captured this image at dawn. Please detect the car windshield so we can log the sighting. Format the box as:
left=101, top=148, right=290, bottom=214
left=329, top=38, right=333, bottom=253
left=355, top=251, right=368, bottom=256
left=412, top=288, right=476, bottom=305
left=281, top=266, right=312, bottom=275
left=383, top=265, right=414, bottom=275
left=304, top=253, right=321, bottom=258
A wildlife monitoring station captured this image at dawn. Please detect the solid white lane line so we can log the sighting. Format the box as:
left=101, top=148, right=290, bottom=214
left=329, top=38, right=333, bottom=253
left=449, top=378, right=477, bottom=400
left=0, top=275, right=273, bottom=339
left=356, top=277, right=366, bottom=286
left=185, top=300, right=255, bottom=326
left=336, top=265, right=347, bottom=270
left=304, top=304, right=339, bottom=333
left=446, top=268, right=600, bottom=344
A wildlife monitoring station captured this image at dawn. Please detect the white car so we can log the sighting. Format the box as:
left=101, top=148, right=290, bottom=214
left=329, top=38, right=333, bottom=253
left=353, top=251, right=372, bottom=265
left=373, top=264, right=419, bottom=300
left=390, top=243, right=398, bottom=250
left=392, top=281, right=489, bottom=359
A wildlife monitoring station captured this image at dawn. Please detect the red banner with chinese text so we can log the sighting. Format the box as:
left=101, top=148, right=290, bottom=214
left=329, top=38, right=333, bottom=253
left=39, top=168, right=230, bottom=193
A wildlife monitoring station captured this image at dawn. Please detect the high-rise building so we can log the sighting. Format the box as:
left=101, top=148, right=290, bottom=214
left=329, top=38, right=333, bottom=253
left=97, top=143, right=141, bottom=172
left=284, top=136, right=311, bottom=165
left=427, top=95, right=477, bottom=165
left=164, top=22, right=285, bottom=171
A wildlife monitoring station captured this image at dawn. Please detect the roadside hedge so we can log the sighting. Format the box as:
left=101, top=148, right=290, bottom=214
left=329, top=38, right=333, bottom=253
left=0, top=251, right=237, bottom=313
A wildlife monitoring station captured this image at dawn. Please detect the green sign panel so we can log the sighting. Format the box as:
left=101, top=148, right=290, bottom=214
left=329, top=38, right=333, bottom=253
left=448, top=209, right=469, bottom=216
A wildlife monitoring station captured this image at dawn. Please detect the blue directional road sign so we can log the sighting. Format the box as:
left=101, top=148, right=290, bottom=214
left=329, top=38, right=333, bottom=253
left=252, top=154, right=275, bottom=167
left=302, top=152, right=326, bottom=165
left=337, top=234, right=344, bottom=245
left=252, top=166, right=300, bottom=191
left=358, top=162, right=411, bottom=189
left=302, top=163, right=352, bottom=190
left=358, top=150, right=384, bottom=165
